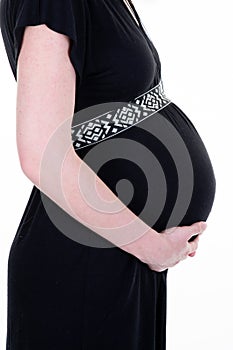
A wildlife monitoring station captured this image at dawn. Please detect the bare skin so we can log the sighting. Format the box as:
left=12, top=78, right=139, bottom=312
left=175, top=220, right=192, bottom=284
left=16, top=24, right=207, bottom=272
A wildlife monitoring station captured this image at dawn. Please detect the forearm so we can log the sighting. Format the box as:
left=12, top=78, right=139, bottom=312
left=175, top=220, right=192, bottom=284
left=21, top=126, right=160, bottom=259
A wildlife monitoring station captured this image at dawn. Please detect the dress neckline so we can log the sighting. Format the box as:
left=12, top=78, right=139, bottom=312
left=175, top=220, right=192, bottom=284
left=122, top=0, right=140, bottom=28
left=120, top=0, right=161, bottom=81
left=121, top=1, right=144, bottom=32
left=120, top=0, right=151, bottom=42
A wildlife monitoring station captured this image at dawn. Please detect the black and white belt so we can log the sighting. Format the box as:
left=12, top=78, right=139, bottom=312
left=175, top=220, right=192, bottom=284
left=71, top=79, right=172, bottom=151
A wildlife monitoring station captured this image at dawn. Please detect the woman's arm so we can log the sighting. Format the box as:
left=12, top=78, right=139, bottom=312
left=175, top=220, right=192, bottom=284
left=16, top=24, right=205, bottom=271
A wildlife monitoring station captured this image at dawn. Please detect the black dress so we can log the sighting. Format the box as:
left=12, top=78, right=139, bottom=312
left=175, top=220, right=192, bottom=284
left=0, top=0, right=216, bottom=349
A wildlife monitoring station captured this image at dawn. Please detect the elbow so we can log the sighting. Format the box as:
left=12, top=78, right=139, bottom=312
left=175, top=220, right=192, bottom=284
left=18, top=146, right=41, bottom=186
left=17, top=125, right=47, bottom=186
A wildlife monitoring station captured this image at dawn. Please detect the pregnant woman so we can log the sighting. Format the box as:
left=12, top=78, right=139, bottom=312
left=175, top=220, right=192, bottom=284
left=0, top=0, right=216, bottom=349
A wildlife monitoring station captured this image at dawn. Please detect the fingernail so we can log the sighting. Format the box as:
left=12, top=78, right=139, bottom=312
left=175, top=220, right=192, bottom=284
left=189, top=252, right=196, bottom=257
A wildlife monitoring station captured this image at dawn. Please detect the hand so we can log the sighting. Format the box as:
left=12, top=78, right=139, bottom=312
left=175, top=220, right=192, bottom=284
left=144, top=221, right=207, bottom=272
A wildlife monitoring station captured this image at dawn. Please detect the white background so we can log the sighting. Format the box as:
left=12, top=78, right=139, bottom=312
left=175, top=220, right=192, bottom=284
left=0, top=0, right=232, bottom=349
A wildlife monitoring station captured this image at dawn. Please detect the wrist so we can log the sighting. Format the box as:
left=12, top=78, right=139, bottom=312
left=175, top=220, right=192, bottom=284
left=121, top=226, right=161, bottom=263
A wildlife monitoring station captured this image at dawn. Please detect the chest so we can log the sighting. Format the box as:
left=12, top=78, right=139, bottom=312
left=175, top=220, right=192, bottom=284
left=78, top=0, right=160, bottom=106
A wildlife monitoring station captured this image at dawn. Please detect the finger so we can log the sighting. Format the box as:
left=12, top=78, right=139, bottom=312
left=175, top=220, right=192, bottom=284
left=188, top=251, right=196, bottom=257
left=187, top=239, right=199, bottom=255
left=184, top=221, right=207, bottom=241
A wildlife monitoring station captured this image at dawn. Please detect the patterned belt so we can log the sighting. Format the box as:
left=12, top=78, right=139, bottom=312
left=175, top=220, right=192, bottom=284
left=71, top=79, right=172, bottom=150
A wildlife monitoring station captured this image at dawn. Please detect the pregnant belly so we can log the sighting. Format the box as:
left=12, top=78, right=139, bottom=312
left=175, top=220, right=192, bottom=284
left=74, top=101, right=216, bottom=238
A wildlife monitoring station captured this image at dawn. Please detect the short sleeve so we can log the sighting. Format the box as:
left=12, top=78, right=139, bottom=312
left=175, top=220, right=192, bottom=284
left=13, top=0, right=87, bottom=83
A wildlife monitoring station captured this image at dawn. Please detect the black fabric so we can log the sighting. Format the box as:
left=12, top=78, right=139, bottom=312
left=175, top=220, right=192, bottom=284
left=0, top=0, right=216, bottom=349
